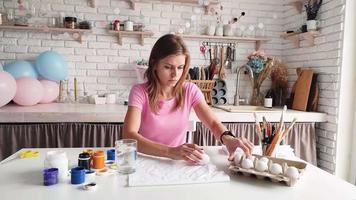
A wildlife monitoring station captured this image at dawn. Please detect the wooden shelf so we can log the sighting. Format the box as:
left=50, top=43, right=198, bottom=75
left=128, top=0, right=218, bottom=11
left=178, top=34, right=270, bottom=50
left=0, top=25, right=92, bottom=43
left=281, top=31, right=319, bottom=48
left=108, top=30, right=154, bottom=45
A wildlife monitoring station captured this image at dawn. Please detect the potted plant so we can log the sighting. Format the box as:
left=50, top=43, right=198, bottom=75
left=304, top=0, right=323, bottom=31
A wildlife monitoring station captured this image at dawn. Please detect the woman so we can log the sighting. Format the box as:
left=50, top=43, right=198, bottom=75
left=123, top=34, right=253, bottom=164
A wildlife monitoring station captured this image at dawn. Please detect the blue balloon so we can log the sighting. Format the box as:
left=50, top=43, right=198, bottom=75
left=3, top=60, right=38, bottom=79
left=36, top=51, right=68, bottom=81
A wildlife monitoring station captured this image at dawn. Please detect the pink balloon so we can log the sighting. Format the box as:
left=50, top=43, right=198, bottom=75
left=39, top=80, right=59, bottom=104
left=0, top=71, right=17, bottom=107
left=13, top=77, right=44, bottom=106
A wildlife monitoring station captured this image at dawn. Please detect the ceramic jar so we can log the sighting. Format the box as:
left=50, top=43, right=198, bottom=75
left=124, top=20, right=134, bottom=31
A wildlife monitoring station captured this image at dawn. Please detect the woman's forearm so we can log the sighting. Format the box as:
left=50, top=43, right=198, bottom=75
left=122, top=131, right=171, bottom=158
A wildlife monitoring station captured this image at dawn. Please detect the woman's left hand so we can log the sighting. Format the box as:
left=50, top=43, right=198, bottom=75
left=223, top=136, right=254, bottom=161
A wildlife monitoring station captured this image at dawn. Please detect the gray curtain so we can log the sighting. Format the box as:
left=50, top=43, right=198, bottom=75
left=0, top=123, right=123, bottom=160
left=193, top=122, right=316, bottom=165
left=0, top=122, right=316, bottom=165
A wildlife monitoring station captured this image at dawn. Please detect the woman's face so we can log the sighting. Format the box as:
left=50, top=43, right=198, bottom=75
left=156, top=54, right=186, bottom=88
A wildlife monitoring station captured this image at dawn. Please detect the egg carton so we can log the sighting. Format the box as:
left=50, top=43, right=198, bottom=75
left=229, top=155, right=307, bottom=186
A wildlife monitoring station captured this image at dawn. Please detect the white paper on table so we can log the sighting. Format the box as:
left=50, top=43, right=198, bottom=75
left=128, top=154, right=230, bottom=187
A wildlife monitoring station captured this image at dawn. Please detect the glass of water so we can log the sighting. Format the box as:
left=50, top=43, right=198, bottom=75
left=115, top=139, right=137, bottom=174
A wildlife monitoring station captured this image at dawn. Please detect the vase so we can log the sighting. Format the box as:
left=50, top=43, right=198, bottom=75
left=250, top=86, right=263, bottom=106
left=306, top=20, right=320, bottom=31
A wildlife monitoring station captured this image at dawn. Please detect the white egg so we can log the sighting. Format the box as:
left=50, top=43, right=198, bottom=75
left=285, top=166, right=299, bottom=179
left=259, top=157, right=269, bottom=164
left=199, top=153, right=210, bottom=165
left=241, top=158, right=254, bottom=169
left=247, top=155, right=256, bottom=163
left=270, top=163, right=283, bottom=175
left=234, top=148, right=245, bottom=165
left=255, top=160, right=268, bottom=172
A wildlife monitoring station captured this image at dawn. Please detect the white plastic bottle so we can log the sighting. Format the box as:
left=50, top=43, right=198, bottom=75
left=44, top=151, right=69, bottom=182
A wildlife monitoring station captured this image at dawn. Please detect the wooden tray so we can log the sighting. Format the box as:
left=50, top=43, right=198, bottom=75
left=229, top=155, right=307, bottom=186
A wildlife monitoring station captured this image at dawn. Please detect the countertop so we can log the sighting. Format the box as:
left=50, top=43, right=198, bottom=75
left=0, top=103, right=327, bottom=123
left=0, top=146, right=355, bottom=200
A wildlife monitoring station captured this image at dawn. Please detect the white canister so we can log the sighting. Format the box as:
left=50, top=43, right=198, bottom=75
left=124, top=20, right=134, bottom=31
left=0, top=13, right=2, bottom=25
left=215, top=24, right=223, bottom=36
left=44, top=151, right=69, bottom=181
left=206, top=25, right=216, bottom=36
left=105, top=93, right=116, bottom=104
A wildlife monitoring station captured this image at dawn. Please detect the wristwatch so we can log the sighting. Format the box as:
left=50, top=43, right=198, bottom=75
left=219, top=130, right=236, bottom=144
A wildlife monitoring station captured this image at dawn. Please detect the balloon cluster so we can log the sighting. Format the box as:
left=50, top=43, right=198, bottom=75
left=0, top=51, right=68, bottom=107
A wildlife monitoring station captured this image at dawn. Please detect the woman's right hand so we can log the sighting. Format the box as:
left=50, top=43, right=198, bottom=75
left=168, top=143, right=204, bottom=164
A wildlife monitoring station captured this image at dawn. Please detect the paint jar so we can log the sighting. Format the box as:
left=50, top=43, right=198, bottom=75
left=85, top=170, right=96, bottom=183
left=44, top=151, right=69, bottom=181
left=78, top=152, right=91, bottom=170
left=71, top=167, right=85, bottom=184
left=43, top=168, right=58, bottom=186
left=106, top=149, right=115, bottom=161
left=92, top=150, right=105, bottom=169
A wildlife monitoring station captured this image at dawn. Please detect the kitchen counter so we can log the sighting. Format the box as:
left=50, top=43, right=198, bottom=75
left=0, top=103, right=327, bottom=123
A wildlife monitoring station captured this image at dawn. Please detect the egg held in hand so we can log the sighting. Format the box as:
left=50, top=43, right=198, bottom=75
left=198, top=153, right=210, bottom=165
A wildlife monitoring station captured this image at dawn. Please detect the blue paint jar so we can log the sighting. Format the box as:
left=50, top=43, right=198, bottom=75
left=106, top=149, right=115, bottom=161
left=43, top=168, right=58, bottom=186
left=71, top=167, right=85, bottom=184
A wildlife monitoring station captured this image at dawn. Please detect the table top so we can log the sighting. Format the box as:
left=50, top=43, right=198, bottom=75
left=0, top=103, right=327, bottom=123
left=0, top=147, right=355, bottom=200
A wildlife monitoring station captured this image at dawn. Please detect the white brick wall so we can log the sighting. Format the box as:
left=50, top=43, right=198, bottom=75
left=282, top=0, right=345, bottom=173
left=0, top=0, right=344, bottom=174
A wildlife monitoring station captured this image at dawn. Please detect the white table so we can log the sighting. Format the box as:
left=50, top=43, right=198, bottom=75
left=0, top=147, right=355, bottom=200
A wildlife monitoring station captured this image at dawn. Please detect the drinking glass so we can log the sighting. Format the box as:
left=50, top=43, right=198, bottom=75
left=115, top=139, right=137, bottom=174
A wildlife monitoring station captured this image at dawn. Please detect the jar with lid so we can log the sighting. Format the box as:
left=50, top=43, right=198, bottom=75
left=64, top=17, right=77, bottom=29
left=124, top=20, right=134, bottom=31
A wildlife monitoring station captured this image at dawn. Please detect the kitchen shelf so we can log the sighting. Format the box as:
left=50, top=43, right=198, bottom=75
left=128, top=0, right=218, bottom=12
left=280, top=31, right=320, bottom=48
left=108, top=30, right=154, bottom=45
left=179, top=34, right=270, bottom=50
left=0, top=25, right=92, bottom=43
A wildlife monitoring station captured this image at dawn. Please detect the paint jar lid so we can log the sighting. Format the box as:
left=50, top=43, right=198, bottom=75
left=94, top=150, right=104, bottom=157
left=79, top=152, right=90, bottom=159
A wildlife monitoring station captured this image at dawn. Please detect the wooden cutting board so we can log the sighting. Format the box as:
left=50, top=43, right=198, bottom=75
left=292, top=69, right=314, bottom=111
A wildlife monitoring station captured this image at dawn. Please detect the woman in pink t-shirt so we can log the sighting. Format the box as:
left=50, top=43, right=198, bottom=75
left=123, top=34, right=253, bottom=164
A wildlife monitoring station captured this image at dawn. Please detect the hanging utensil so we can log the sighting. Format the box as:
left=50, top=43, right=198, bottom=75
left=219, top=46, right=226, bottom=79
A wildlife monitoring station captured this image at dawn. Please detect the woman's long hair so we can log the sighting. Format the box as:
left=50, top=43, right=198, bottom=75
left=145, top=34, right=190, bottom=113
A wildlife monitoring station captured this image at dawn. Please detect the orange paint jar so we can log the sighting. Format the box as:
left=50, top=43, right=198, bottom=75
left=92, top=150, right=105, bottom=169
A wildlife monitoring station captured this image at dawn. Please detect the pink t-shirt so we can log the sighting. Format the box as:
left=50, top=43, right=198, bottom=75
left=128, top=82, right=204, bottom=147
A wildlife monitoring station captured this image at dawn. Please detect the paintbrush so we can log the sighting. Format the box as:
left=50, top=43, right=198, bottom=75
left=253, top=112, right=263, bottom=143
